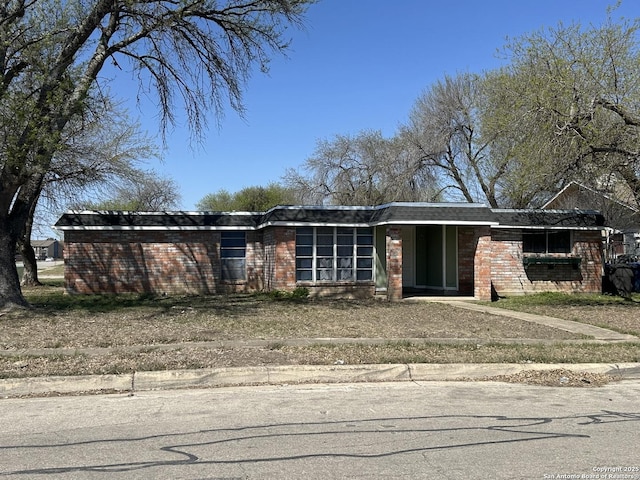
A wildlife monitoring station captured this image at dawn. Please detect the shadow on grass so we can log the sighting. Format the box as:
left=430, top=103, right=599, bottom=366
left=492, top=292, right=640, bottom=307
left=21, top=284, right=310, bottom=317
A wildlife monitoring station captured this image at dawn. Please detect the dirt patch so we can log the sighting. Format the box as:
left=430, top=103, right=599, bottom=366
left=478, top=368, right=620, bottom=387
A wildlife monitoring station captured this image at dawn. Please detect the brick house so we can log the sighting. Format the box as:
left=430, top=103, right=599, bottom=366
left=542, top=181, right=639, bottom=260
left=54, top=203, right=605, bottom=301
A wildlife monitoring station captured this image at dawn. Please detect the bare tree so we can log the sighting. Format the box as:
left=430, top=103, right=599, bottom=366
left=75, top=170, right=181, bottom=211
left=399, top=73, right=514, bottom=208
left=0, top=0, right=313, bottom=309
left=283, top=130, right=439, bottom=205
left=18, top=98, right=158, bottom=287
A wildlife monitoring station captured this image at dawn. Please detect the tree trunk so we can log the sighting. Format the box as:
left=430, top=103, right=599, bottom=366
left=18, top=195, right=42, bottom=287
left=0, top=230, right=29, bottom=310
left=19, top=240, right=41, bottom=287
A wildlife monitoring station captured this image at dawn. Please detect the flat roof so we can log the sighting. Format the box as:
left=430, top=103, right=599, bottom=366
left=54, top=204, right=605, bottom=231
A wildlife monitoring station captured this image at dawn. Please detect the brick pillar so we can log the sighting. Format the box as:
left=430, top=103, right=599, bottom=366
left=274, top=227, right=296, bottom=290
left=386, top=227, right=403, bottom=302
left=474, top=226, right=492, bottom=301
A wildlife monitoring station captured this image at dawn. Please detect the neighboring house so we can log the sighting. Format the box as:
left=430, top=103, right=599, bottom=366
left=32, top=238, right=63, bottom=260
left=54, top=203, right=605, bottom=301
left=542, top=181, right=640, bottom=260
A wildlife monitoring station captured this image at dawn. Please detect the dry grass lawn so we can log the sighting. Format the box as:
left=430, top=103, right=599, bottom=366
left=1, top=285, right=638, bottom=381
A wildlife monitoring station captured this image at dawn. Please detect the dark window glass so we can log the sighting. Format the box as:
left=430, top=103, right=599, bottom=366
left=523, top=231, right=547, bottom=253
left=523, top=230, right=571, bottom=254
left=548, top=231, right=571, bottom=253
left=221, top=231, right=246, bottom=280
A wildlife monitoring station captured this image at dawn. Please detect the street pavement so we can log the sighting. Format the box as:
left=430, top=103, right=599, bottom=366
left=1, top=380, right=639, bottom=479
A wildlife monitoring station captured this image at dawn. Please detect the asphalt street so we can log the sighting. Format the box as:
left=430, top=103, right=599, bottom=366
left=1, top=380, right=639, bottom=479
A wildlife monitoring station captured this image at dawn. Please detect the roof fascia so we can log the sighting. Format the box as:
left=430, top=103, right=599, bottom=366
left=371, top=220, right=498, bottom=227
left=493, top=225, right=603, bottom=231
left=257, top=221, right=371, bottom=229
left=53, top=225, right=256, bottom=231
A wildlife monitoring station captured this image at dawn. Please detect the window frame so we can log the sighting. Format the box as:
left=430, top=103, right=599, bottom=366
left=220, top=231, right=247, bottom=282
left=523, top=229, right=572, bottom=255
left=296, top=227, right=374, bottom=283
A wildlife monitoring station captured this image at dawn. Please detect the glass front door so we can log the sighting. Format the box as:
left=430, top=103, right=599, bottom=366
left=415, top=225, right=457, bottom=290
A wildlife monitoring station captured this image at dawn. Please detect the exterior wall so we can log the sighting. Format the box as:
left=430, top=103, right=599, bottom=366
left=386, top=227, right=403, bottom=301
left=63, top=223, right=603, bottom=299
left=491, top=229, right=603, bottom=296
left=473, top=227, right=493, bottom=301
left=263, top=227, right=296, bottom=291
left=64, top=230, right=262, bottom=295
left=457, top=227, right=476, bottom=296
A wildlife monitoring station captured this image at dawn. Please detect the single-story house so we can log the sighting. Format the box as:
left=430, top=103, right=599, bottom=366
left=54, top=203, right=605, bottom=301
left=32, top=238, right=63, bottom=260
left=542, top=181, right=639, bottom=260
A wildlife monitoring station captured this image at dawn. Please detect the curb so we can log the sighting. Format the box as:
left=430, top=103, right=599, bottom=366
left=2, top=362, right=639, bottom=398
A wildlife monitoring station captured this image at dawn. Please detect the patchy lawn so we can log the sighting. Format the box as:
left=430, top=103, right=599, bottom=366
left=488, top=292, right=640, bottom=337
left=1, top=286, right=638, bottom=379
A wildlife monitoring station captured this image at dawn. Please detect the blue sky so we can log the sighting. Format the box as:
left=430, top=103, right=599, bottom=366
left=117, top=0, right=638, bottom=210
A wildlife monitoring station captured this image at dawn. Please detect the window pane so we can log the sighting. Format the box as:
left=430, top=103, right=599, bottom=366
left=221, top=249, right=245, bottom=258
left=296, top=246, right=312, bottom=257
left=357, top=270, right=372, bottom=281
left=317, top=269, right=333, bottom=281
left=337, top=235, right=353, bottom=245
left=317, top=234, right=333, bottom=245
left=338, top=257, right=352, bottom=268
left=357, top=258, right=372, bottom=269
left=337, top=268, right=353, bottom=280
left=296, top=235, right=313, bottom=246
left=221, top=237, right=246, bottom=248
left=317, top=257, right=333, bottom=269
left=317, top=245, right=333, bottom=257
left=297, top=270, right=312, bottom=281
left=221, top=258, right=245, bottom=281
left=337, top=228, right=353, bottom=245
left=523, top=231, right=546, bottom=253
left=357, top=246, right=373, bottom=256
left=337, top=245, right=352, bottom=257
left=296, top=258, right=312, bottom=269
left=358, top=235, right=374, bottom=245
left=548, top=231, right=571, bottom=253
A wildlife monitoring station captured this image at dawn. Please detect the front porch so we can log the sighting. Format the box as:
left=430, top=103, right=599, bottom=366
left=382, top=224, right=492, bottom=302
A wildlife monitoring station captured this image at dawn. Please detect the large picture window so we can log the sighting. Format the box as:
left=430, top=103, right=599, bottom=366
left=296, top=227, right=374, bottom=282
left=523, top=230, right=571, bottom=254
left=221, top=231, right=246, bottom=281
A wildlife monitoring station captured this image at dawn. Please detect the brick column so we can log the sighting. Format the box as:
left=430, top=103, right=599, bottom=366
left=273, top=227, right=296, bottom=290
left=474, top=226, right=492, bottom=301
left=386, top=227, right=403, bottom=302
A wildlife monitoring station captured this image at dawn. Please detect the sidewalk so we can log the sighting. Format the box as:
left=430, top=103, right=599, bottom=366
left=1, top=300, right=638, bottom=398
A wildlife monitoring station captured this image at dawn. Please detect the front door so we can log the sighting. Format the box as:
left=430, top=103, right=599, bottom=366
left=415, top=225, right=458, bottom=291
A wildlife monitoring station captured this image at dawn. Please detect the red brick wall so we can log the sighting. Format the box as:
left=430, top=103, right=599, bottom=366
left=64, top=230, right=263, bottom=295
left=473, top=227, right=493, bottom=301
left=457, top=227, right=476, bottom=296
left=490, top=229, right=603, bottom=296
left=386, top=227, right=403, bottom=301
left=263, top=227, right=296, bottom=290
